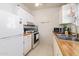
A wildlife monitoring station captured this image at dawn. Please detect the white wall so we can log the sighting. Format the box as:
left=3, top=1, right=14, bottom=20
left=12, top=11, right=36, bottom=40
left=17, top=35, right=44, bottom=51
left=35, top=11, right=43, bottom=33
left=32, top=7, right=60, bottom=44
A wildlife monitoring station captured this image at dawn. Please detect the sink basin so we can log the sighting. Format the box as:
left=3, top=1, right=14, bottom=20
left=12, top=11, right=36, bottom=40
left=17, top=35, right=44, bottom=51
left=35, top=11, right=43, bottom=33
left=56, top=34, right=77, bottom=40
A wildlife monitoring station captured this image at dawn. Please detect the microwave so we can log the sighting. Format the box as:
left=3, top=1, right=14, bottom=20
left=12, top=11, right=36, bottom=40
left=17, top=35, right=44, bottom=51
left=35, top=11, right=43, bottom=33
left=54, top=28, right=64, bottom=33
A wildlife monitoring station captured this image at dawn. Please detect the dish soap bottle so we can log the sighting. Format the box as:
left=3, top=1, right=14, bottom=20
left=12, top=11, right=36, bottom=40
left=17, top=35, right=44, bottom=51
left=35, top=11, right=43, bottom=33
left=65, top=28, right=68, bottom=36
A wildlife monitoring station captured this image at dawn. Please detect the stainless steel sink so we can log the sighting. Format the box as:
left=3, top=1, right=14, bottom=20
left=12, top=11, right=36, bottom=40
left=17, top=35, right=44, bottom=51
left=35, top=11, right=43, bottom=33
left=56, top=34, right=77, bottom=40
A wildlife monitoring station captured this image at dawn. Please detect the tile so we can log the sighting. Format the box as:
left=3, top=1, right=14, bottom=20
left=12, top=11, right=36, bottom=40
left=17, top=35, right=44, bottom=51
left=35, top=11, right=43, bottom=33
left=27, top=40, right=54, bottom=56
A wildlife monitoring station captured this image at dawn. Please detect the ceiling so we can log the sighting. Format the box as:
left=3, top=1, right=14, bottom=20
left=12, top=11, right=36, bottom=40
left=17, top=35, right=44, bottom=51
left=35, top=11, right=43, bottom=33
left=23, top=3, right=66, bottom=11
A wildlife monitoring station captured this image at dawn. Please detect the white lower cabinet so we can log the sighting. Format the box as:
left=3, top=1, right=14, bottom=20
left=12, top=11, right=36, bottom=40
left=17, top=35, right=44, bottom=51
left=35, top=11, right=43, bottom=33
left=53, top=34, right=62, bottom=56
left=23, top=34, right=32, bottom=55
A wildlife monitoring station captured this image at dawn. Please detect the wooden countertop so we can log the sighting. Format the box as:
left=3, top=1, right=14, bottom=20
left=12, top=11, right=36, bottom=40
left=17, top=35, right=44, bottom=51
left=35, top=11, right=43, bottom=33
left=54, top=33, right=79, bottom=56
left=23, top=32, right=32, bottom=36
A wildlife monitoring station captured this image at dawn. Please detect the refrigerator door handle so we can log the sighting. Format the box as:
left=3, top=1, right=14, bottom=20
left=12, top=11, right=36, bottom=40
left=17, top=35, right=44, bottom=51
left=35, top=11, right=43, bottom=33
left=0, top=34, right=22, bottom=39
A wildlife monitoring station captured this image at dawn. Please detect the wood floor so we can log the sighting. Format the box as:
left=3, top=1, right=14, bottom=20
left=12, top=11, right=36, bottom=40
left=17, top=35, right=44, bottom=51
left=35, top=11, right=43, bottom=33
left=27, top=41, right=54, bottom=56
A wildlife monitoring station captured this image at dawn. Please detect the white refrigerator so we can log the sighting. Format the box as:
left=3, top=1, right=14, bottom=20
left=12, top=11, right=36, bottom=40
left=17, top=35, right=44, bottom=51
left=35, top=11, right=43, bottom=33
left=0, top=10, right=23, bottom=56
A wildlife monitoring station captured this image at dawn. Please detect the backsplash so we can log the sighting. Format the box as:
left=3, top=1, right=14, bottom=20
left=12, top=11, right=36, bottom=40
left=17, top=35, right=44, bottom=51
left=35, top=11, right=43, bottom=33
left=71, top=24, right=79, bottom=34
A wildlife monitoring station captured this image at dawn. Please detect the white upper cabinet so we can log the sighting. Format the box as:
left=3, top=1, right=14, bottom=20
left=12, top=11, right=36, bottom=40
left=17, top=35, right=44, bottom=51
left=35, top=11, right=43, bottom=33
left=59, top=4, right=77, bottom=24
left=75, top=4, right=79, bottom=26
left=16, top=5, right=34, bottom=24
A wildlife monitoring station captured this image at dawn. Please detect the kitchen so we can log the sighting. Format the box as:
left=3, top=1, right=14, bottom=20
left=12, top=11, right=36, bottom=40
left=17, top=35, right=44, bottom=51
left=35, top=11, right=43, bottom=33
left=0, top=3, right=79, bottom=56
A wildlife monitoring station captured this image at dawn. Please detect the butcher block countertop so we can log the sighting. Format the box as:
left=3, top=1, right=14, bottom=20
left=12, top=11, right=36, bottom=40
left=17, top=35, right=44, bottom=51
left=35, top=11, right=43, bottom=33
left=54, top=33, right=79, bottom=56
left=23, top=32, right=32, bottom=36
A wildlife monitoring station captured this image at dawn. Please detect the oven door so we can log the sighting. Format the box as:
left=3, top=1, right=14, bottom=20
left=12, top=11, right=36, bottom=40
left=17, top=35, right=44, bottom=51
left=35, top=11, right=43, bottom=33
left=34, top=32, right=39, bottom=44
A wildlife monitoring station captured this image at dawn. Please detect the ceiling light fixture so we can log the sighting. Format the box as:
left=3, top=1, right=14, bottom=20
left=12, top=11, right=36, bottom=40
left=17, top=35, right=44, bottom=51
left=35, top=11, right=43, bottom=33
left=35, top=3, right=40, bottom=7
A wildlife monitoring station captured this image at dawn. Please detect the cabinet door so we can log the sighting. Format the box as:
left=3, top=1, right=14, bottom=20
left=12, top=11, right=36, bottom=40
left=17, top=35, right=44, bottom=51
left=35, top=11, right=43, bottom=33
left=62, top=4, right=71, bottom=23
left=23, top=35, right=32, bottom=55
left=17, top=6, right=34, bottom=24
left=60, top=4, right=77, bottom=24
left=23, top=36, right=28, bottom=55
left=53, top=34, right=62, bottom=56
left=26, top=35, right=32, bottom=53
left=16, top=6, right=26, bottom=24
